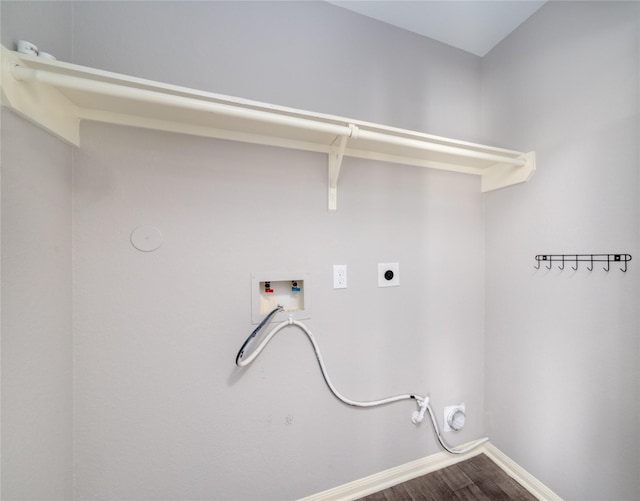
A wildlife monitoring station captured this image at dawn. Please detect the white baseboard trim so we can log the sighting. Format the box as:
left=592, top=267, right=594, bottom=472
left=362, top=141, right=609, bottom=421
left=299, top=441, right=562, bottom=501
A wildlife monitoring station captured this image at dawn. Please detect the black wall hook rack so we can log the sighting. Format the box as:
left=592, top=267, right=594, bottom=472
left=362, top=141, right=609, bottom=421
left=534, top=254, right=632, bottom=272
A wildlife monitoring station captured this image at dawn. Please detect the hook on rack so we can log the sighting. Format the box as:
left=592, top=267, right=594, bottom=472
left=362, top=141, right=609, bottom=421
left=558, top=255, right=565, bottom=271
left=620, top=257, right=628, bottom=272
left=572, top=255, right=579, bottom=271
left=587, top=255, right=593, bottom=272
left=534, top=254, right=548, bottom=270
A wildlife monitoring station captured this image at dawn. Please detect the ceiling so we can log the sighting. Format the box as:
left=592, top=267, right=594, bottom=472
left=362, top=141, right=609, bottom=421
left=327, top=1, right=547, bottom=57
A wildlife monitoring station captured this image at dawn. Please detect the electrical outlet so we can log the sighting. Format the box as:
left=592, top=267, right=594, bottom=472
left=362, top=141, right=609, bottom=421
left=333, top=264, right=347, bottom=289
left=378, top=262, right=400, bottom=287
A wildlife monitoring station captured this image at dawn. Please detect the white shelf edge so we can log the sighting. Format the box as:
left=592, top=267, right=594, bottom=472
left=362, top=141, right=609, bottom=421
left=0, top=45, right=535, bottom=210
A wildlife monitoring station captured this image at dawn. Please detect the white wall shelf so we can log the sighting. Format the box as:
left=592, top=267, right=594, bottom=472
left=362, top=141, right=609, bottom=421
left=1, top=45, right=535, bottom=210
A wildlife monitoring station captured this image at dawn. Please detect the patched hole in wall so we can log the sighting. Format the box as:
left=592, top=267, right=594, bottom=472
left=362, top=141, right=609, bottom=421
left=130, top=225, right=163, bottom=252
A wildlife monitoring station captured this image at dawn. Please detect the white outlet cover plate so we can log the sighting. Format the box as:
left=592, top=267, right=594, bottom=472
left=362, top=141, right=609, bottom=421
left=333, top=264, right=347, bottom=289
left=378, top=262, right=400, bottom=287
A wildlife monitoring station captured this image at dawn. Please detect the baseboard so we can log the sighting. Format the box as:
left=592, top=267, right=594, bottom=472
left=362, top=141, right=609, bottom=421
left=298, top=441, right=485, bottom=501
left=298, top=441, right=562, bottom=501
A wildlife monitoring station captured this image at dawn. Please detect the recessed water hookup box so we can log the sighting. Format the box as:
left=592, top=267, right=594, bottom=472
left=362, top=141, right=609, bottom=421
left=250, top=272, right=311, bottom=324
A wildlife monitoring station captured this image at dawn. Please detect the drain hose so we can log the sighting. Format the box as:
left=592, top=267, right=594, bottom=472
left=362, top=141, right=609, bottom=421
left=236, top=307, right=487, bottom=455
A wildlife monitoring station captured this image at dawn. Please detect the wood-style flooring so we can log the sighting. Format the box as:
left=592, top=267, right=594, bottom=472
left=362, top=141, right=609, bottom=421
left=358, top=454, right=537, bottom=501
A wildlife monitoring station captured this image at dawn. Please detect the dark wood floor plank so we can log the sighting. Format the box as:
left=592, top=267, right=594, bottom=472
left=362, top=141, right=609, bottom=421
left=465, top=454, right=499, bottom=475
left=361, top=491, right=392, bottom=501
left=496, top=477, right=537, bottom=501
left=453, top=483, right=493, bottom=500
left=436, top=465, right=474, bottom=491
left=389, top=483, right=420, bottom=501
left=457, top=457, right=513, bottom=500
left=358, top=454, right=538, bottom=501
left=462, top=475, right=510, bottom=500
left=390, top=472, right=457, bottom=500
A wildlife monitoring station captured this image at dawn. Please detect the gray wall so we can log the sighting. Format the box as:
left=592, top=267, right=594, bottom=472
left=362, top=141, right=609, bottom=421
left=70, top=2, right=486, bottom=500
left=1, top=3, right=73, bottom=500
left=482, top=2, right=639, bottom=500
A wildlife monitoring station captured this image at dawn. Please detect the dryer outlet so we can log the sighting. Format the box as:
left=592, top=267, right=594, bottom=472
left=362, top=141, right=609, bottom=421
left=378, top=262, right=400, bottom=287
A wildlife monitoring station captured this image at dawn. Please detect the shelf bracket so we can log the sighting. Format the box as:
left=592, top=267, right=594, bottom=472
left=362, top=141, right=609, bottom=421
left=1, top=50, right=81, bottom=146
left=328, top=124, right=357, bottom=211
left=328, top=135, right=347, bottom=211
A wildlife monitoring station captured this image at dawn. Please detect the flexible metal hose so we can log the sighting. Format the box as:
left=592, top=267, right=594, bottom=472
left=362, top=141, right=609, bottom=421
left=236, top=308, right=488, bottom=454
